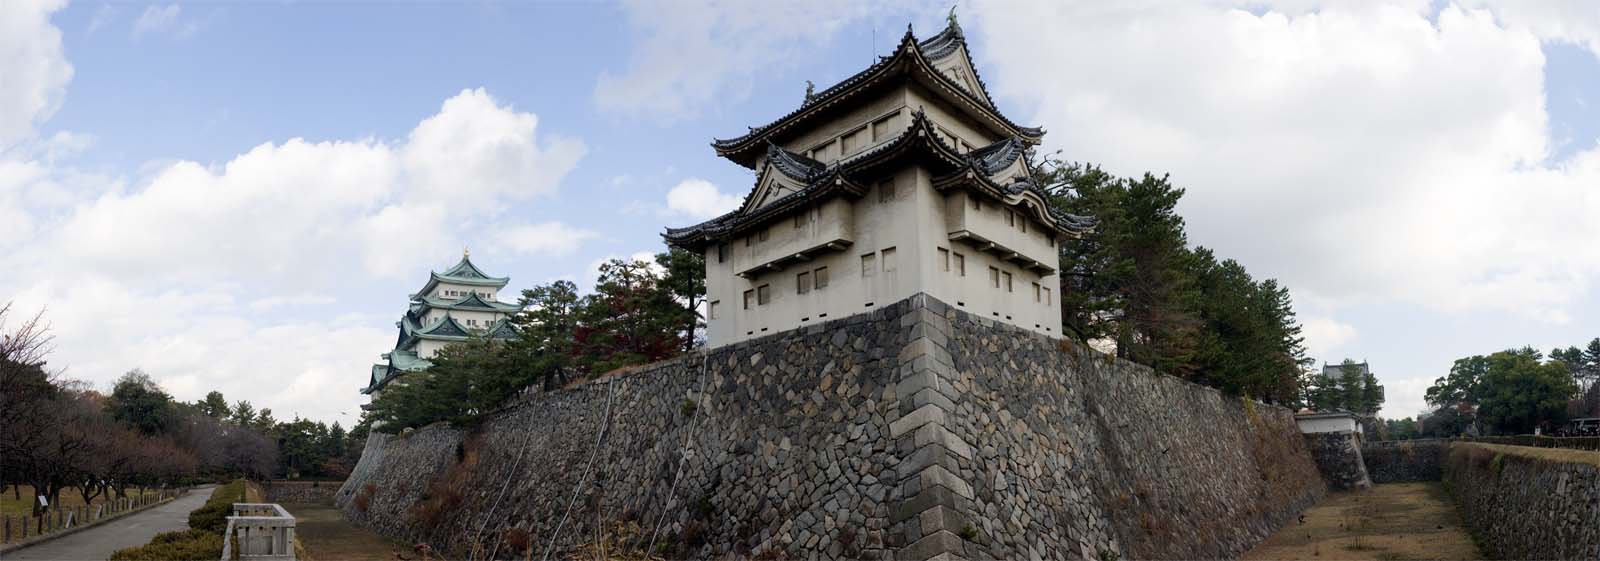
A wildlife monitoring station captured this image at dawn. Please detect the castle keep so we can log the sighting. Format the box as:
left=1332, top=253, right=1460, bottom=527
left=665, top=19, right=1092, bottom=347
left=362, top=252, right=519, bottom=403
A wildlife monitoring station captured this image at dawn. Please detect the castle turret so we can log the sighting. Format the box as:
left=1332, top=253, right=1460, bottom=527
left=665, top=20, right=1092, bottom=347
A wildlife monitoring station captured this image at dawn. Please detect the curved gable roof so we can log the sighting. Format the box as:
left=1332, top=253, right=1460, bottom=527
left=710, top=21, right=1042, bottom=168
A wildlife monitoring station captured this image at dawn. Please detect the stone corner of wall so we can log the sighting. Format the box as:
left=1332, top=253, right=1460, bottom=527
left=887, top=293, right=977, bottom=561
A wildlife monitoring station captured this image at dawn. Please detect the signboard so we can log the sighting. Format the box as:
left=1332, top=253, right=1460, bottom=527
left=37, top=495, right=48, bottom=509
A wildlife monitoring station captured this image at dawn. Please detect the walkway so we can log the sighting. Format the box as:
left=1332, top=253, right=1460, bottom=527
left=6, top=485, right=215, bottom=561
left=1242, top=482, right=1482, bottom=561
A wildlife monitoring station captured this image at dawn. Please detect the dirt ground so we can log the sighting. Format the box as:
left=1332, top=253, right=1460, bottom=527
left=1242, top=482, right=1483, bottom=561
left=282, top=501, right=409, bottom=561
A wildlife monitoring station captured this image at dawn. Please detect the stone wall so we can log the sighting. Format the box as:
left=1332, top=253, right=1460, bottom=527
left=1362, top=439, right=1448, bottom=483
left=338, top=293, right=1325, bottom=560
left=262, top=481, right=343, bottom=504
left=1444, top=442, right=1600, bottom=560
left=1302, top=432, right=1372, bottom=491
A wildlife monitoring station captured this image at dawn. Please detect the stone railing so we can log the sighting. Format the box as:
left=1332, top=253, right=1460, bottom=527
left=221, top=503, right=295, bottom=561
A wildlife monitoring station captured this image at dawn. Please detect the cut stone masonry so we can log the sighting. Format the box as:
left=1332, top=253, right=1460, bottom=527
left=890, top=294, right=976, bottom=560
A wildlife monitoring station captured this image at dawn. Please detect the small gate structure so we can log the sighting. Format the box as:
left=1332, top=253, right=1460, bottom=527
left=221, top=503, right=295, bottom=560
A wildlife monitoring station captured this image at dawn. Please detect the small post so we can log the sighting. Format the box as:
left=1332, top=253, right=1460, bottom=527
left=5, top=515, right=12, bottom=543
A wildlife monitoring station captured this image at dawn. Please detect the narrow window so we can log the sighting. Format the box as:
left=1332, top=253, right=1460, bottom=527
left=758, top=229, right=769, bottom=243
left=954, top=253, right=966, bottom=276
left=797, top=271, right=811, bottom=294
left=1033, top=282, right=1041, bottom=302
left=757, top=284, right=771, bottom=305
left=1044, top=287, right=1052, bottom=306
left=794, top=212, right=805, bottom=229
left=745, top=236, right=752, bottom=248
left=971, top=197, right=980, bottom=210
left=1020, top=219, right=1028, bottom=234
left=861, top=253, right=876, bottom=277
left=814, top=267, right=830, bottom=289
left=881, top=247, right=897, bottom=273
left=989, top=267, right=1000, bottom=288
left=1006, top=210, right=1015, bottom=227
left=717, top=244, right=728, bottom=263
left=938, top=247, right=950, bottom=272
left=1004, top=272, right=1013, bottom=292
left=878, top=180, right=895, bottom=203
left=744, top=290, right=755, bottom=310
left=709, top=300, right=720, bottom=319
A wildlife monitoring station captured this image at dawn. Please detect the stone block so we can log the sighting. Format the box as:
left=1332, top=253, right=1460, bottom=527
left=889, top=405, right=948, bottom=438
left=919, top=464, right=973, bottom=499
left=914, top=423, right=973, bottom=460
left=899, top=530, right=966, bottom=561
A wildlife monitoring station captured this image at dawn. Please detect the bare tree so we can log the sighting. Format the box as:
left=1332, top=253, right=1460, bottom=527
left=0, top=302, right=54, bottom=368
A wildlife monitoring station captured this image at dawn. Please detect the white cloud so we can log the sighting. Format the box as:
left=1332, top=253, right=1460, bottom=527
left=493, top=222, right=599, bottom=257
left=1, top=4, right=585, bottom=427
left=974, top=1, right=1600, bottom=322
left=1462, top=1, right=1600, bottom=56
left=1301, top=315, right=1358, bottom=360
left=86, top=4, right=116, bottom=35
left=595, top=0, right=927, bottom=121
left=131, top=4, right=190, bottom=39
left=0, top=0, right=72, bottom=150
left=665, top=178, right=741, bottom=219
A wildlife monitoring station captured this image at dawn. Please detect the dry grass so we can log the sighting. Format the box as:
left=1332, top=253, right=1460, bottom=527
left=1241, top=482, right=1481, bottom=561
left=283, top=501, right=408, bottom=561
left=1454, top=442, right=1600, bottom=467
left=0, top=485, right=160, bottom=518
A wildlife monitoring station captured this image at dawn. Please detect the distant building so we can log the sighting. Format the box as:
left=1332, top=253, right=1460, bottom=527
left=664, top=17, right=1093, bottom=347
left=1323, top=361, right=1371, bottom=379
left=1295, top=411, right=1365, bottom=436
left=361, top=251, right=519, bottom=404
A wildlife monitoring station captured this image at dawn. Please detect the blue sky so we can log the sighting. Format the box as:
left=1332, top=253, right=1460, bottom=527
left=3, top=0, right=1597, bottom=424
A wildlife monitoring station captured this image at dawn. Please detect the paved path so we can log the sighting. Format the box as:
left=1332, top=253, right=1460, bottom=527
left=1242, top=482, right=1482, bottom=561
left=5, top=486, right=214, bottom=561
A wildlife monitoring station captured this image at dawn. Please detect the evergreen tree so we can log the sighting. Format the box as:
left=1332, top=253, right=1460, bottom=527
left=656, top=248, right=707, bottom=351
left=509, top=280, right=582, bottom=390
left=574, top=259, right=691, bottom=374
left=1037, top=157, right=1309, bottom=403
left=196, top=391, right=231, bottom=419
left=106, top=369, right=176, bottom=435
left=230, top=400, right=257, bottom=427
left=1476, top=350, right=1575, bottom=433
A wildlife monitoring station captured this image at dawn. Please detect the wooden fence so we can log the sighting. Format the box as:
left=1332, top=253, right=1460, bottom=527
left=1, top=489, right=181, bottom=544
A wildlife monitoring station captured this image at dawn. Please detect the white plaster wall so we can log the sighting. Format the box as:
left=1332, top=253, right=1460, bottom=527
left=430, top=281, right=500, bottom=302
left=706, top=165, right=1062, bottom=346
left=416, top=339, right=449, bottom=360
left=1297, top=416, right=1360, bottom=434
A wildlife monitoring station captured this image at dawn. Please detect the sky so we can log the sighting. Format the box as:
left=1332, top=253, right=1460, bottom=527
left=2, top=0, right=1597, bottom=426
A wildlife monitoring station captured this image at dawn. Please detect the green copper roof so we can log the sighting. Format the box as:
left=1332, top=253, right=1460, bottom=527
left=487, top=318, right=519, bottom=339
left=414, top=253, right=510, bottom=299
left=418, top=292, right=521, bottom=313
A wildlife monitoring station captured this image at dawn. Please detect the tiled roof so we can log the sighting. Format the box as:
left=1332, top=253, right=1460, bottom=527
left=710, top=21, right=1043, bottom=167
left=666, top=111, right=1093, bottom=250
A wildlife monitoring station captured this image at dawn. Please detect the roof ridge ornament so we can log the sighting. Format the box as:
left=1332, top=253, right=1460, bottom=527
left=804, top=80, right=817, bottom=105
left=947, top=4, right=961, bottom=33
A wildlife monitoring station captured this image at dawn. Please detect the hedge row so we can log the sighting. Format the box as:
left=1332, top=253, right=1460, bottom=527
left=110, top=480, right=247, bottom=561
left=1463, top=435, right=1600, bottom=451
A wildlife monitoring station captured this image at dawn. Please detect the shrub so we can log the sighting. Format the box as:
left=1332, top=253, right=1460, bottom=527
left=110, top=529, right=223, bottom=561
left=187, top=480, right=246, bottom=533
left=115, top=480, right=244, bottom=561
